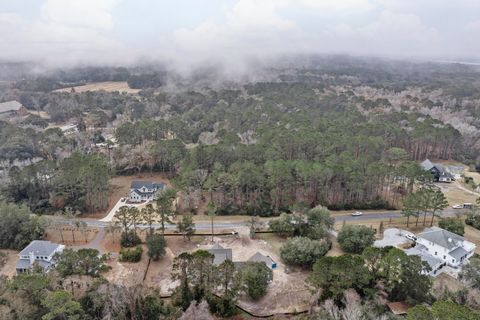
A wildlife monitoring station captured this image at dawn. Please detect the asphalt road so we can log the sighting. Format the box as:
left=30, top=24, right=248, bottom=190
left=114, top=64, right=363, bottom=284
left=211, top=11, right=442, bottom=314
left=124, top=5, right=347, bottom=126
left=47, top=208, right=466, bottom=230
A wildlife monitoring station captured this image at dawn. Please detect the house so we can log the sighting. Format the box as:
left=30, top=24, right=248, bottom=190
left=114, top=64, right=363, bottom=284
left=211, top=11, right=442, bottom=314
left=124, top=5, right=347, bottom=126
left=16, top=240, right=65, bottom=274
left=0, top=100, right=28, bottom=118
left=207, top=243, right=233, bottom=265
left=206, top=244, right=277, bottom=271
left=248, top=252, right=277, bottom=269
left=421, top=159, right=454, bottom=182
left=408, top=227, right=476, bottom=275
left=129, top=180, right=166, bottom=203
left=405, top=245, right=445, bottom=276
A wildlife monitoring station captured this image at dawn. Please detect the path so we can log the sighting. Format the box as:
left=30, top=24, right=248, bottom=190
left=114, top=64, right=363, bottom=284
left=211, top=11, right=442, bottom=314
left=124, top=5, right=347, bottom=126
left=454, top=181, right=480, bottom=197
left=72, top=227, right=106, bottom=253
left=100, top=199, right=144, bottom=222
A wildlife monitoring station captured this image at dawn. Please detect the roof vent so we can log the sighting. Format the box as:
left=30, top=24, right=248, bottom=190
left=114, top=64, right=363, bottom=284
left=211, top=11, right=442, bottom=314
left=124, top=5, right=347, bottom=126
left=448, top=238, right=452, bottom=242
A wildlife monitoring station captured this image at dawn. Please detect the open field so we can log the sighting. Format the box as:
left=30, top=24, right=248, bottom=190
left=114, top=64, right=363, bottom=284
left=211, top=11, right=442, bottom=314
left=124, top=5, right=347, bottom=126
left=436, top=182, right=479, bottom=205
left=53, top=81, right=141, bottom=94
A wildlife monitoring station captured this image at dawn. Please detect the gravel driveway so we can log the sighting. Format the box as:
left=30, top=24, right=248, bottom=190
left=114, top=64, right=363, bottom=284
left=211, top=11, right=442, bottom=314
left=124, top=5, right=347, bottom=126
left=374, top=228, right=410, bottom=248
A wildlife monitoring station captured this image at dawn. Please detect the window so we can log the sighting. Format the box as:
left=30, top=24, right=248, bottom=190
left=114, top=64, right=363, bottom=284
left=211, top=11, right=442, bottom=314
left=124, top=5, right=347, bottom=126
left=452, top=259, right=455, bottom=263
left=435, top=251, right=437, bottom=255
left=443, top=255, right=446, bottom=259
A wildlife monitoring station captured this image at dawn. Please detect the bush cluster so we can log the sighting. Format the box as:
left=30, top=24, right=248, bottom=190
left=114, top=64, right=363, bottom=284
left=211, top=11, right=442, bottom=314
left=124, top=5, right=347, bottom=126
left=120, top=246, right=143, bottom=262
left=120, top=231, right=142, bottom=247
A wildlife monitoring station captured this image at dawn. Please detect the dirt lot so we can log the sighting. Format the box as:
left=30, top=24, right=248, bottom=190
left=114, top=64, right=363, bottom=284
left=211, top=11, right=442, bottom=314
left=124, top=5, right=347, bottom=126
left=0, top=250, right=18, bottom=277
left=45, top=226, right=99, bottom=245
left=53, top=81, right=141, bottom=94
left=197, top=235, right=311, bottom=315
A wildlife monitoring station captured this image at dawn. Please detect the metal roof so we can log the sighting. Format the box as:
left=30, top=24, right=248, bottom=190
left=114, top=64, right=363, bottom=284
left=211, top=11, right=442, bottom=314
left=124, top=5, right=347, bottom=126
left=19, top=240, right=62, bottom=257
left=449, top=246, right=469, bottom=260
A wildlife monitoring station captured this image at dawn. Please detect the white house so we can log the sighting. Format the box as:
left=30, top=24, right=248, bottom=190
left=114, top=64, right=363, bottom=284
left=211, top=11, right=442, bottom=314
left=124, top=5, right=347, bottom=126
left=407, top=227, right=476, bottom=276
left=16, top=240, right=65, bottom=274
left=129, top=180, right=166, bottom=203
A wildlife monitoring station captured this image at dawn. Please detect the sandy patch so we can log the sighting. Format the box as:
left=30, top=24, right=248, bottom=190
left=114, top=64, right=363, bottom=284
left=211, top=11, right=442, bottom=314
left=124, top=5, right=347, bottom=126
left=53, top=81, right=141, bottom=94
left=0, top=250, right=18, bottom=278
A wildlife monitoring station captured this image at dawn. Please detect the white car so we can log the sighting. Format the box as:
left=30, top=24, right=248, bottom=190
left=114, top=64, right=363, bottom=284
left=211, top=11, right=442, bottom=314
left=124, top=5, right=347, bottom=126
left=351, top=211, right=363, bottom=216
left=405, top=233, right=417, bottom=241
left=452, top=204, right=463, bottom=209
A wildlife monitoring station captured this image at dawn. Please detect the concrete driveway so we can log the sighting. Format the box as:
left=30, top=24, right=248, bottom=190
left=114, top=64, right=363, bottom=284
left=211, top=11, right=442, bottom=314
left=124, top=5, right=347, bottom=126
left=374, top=228, right=411, bottom=248
left=99, top=199, right=145, bottom=222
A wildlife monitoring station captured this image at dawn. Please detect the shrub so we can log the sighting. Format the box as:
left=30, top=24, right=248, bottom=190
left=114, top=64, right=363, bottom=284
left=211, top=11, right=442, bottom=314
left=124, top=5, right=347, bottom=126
left=465, top=213, right=480, bottom=230
left=120, top=246, right=143, bottom=262
left=337, top=225, right=376, bottom=254
left=439, top=218, right=464, bottom=236
left=120, top=231, right=141, bottom=247
left=280, top=237, right=331, bottom=268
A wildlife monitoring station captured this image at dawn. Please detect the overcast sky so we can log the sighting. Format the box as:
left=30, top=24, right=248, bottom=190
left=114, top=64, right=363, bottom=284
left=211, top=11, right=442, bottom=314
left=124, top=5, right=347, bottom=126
left=1, top=0, right=479, bottom=69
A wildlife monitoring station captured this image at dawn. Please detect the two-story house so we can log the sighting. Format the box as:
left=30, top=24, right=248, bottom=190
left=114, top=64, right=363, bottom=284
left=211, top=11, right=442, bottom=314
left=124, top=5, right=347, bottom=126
left=421, top=159, right=454, bottom=183
left=407, top=227, right=476, bottom=275
left=129, top=180, right=166, bottom=203
left=16, top=240, right=65, bottom=274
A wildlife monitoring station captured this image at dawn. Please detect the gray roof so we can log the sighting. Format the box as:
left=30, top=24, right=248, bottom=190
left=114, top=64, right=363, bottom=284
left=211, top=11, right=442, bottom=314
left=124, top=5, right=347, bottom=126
left=16, top=259, right=53, bottom=270
left=406, top=247, right=443, bottom=270
left=418, top=227, right=465, bottom=250
left=248, top=252, right=276, bottom=266
left=207, top=244, right=232, bottom=265
left=421, top=159, right=434, bottom=171
left=130, top=181, right=165, bottom=194
left=450, top=246, right=469, bottom=260
left=0, top=100, right=23, bottom=113
left=19, top=240, right=61, bottom=257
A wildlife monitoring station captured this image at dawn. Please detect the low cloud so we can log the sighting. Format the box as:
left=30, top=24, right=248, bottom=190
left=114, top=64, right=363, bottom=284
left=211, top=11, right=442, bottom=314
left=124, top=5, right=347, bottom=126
left=0, top=0, right=479, bottom=70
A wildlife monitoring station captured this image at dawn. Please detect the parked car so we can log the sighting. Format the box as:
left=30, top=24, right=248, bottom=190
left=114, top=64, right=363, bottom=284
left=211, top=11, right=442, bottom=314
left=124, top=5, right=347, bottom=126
left=405, top=233, right=417, bottom=241
left=453, top=203, right=473, bottom=209
left=351, top=211, right=363, bottom=216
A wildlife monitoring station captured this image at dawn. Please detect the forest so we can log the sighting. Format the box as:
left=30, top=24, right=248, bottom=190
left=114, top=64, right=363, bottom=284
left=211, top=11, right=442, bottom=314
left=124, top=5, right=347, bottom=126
left=0, top=57, right=479, bottom=215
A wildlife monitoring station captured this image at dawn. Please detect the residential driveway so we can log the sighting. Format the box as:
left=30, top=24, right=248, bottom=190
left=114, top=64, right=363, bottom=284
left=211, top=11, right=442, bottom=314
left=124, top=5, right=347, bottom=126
left=99, top=199, right=144, bottom=222
left=374, top=228, right=410, bottom=248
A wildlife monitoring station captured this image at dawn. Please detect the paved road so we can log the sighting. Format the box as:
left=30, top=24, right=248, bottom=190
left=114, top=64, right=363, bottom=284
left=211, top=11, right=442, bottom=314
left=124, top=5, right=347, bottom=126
left=48, top=208, right=467, bottom=230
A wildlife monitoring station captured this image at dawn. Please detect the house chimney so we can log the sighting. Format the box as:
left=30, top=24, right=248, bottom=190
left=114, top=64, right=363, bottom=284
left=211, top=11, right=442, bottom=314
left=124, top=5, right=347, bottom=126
left=29, top=251, right=35, bottom=265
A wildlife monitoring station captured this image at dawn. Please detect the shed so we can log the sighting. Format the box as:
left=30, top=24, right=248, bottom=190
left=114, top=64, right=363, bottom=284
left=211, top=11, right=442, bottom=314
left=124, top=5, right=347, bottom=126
left=386, top=302, right=410, bottom=315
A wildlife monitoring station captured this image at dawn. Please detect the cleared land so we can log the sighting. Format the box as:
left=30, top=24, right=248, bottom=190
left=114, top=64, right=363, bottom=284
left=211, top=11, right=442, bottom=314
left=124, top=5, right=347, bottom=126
left=0, top=250, right=18, bottom=277
left=53, top=81, right=140, bottom=94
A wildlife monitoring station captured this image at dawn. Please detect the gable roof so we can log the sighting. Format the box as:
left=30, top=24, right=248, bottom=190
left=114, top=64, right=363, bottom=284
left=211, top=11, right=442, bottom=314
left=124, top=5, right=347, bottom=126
left=207, top=244, right=232, bottom=265
left=19, top=240, right=61, bottom=257
left=248, top=252, right=276, bottom=266
left=130, top=181, right=165, bottom=191
left=131, top=180, right=154, bottom=189
left=418, top=227, right=465, bottom=250
left=421, top=159, right=434, bottom=171
left=0, top=100, right=23, bottom=113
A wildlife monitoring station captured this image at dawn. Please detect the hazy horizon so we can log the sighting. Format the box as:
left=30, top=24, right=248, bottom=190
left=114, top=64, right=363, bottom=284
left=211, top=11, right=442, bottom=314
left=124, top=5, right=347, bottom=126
left=1, top=0, right=480, bottom=72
